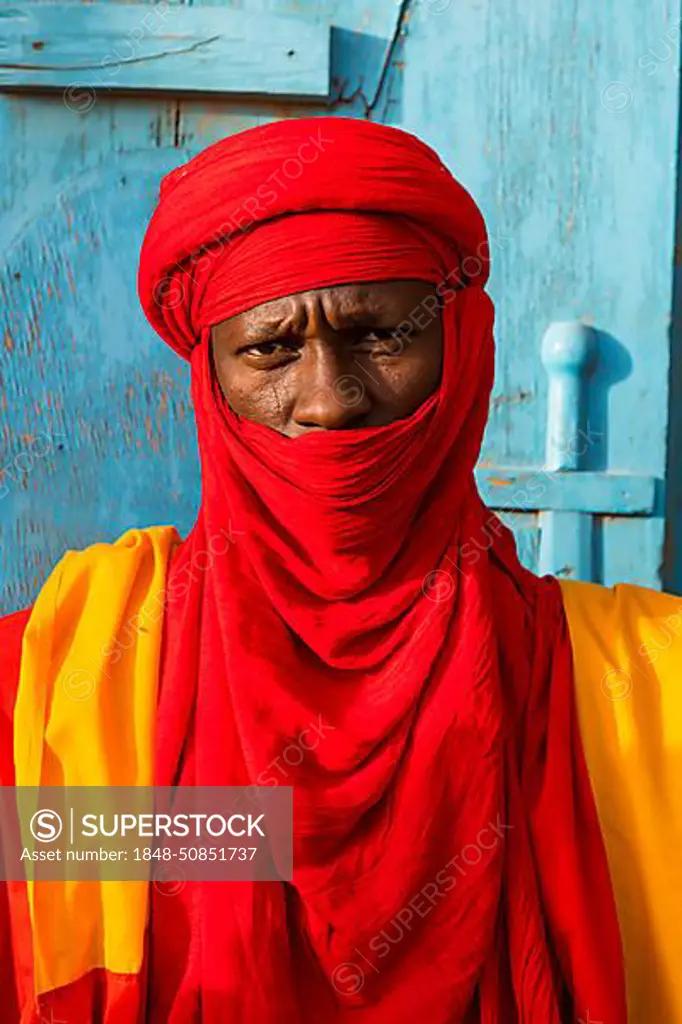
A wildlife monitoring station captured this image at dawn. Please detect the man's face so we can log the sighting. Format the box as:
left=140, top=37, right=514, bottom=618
left=211, top=280, right=443, bottom=437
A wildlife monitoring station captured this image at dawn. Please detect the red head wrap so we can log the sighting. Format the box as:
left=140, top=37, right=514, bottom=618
left=138, top=116, right=489, bottom=358
left=137, top=118, right=624, bottom=1024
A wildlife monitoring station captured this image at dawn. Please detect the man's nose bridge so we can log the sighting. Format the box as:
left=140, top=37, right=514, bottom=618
left=293, top=334, right=369, bottom=426
left=302, top=337, right=348, bottom=397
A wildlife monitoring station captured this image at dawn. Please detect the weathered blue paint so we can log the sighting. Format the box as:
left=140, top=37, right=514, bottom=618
left=1, top=0, right=680, bottom=612
left=477, top=469, right=656, bottom=516
left=0, top=5, right=331, bottom=98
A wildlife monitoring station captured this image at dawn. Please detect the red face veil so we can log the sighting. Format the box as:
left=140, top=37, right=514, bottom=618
left=137, top=117, right=625, bottom=1024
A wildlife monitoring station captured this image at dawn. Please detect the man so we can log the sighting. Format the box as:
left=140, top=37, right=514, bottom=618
left=0, top=116, right=678, bottom=1022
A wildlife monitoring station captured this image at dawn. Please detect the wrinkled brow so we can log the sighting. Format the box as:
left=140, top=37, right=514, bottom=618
left=239, top=300, right=391, bottom=341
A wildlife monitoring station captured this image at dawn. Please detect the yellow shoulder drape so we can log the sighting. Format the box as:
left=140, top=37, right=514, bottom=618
left=13, top=526, right=178, bottom=997
left=561, top=579, right=682, bottom=1023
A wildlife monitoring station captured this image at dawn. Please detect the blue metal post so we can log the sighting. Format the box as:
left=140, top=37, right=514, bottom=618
left=538, top=322, right=597, bottom=579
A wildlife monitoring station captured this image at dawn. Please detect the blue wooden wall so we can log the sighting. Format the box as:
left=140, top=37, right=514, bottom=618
left=1, top=0, right=681, bottom=612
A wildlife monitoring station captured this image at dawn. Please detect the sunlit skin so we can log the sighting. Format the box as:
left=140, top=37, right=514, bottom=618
left=210, top=280, right=443, bottom=437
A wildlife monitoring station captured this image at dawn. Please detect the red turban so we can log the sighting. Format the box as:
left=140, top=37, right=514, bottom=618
left=138, top=116, right=489, bottom=359
left=135, top=118, right=625, bottom=1024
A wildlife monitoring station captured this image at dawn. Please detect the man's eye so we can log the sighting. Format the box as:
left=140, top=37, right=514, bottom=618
left=242, top=339, right=298, bottom=358
left=249, top=342, right=280, bottom=355
left=355, top=328, right=408, bottom=354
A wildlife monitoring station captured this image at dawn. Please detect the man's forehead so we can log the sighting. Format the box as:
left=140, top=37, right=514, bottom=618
left=238, top=281, right=431, bottom=324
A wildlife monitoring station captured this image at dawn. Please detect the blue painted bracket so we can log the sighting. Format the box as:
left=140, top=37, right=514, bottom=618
left=475, top=469, right=655, bottom=515
left=0, top=4, right=331, bottom=98
left=479, top=322, right=657, bottom=581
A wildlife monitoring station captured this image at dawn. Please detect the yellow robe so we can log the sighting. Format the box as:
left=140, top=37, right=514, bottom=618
left=561, top=579, right=682, bottom=1022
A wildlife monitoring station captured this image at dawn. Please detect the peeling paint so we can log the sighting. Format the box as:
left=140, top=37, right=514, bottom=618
left=491, top=388, right=533, bottom=410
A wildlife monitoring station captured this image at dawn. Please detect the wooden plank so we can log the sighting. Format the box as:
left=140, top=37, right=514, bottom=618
left=476, top=468, right=656, bottom=515
left=0, top=4, right=330, bottom=98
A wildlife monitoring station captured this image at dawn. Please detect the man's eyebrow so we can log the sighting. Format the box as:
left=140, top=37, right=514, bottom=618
left=240, top=312, right=294, bottom=340
left=240, top=305, right=386, bottom=338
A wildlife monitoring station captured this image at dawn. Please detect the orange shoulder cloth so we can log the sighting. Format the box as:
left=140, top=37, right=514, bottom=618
left=11, top=526, right=177, bottom=1000
left=561, top=579, right=682, bottom=1022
